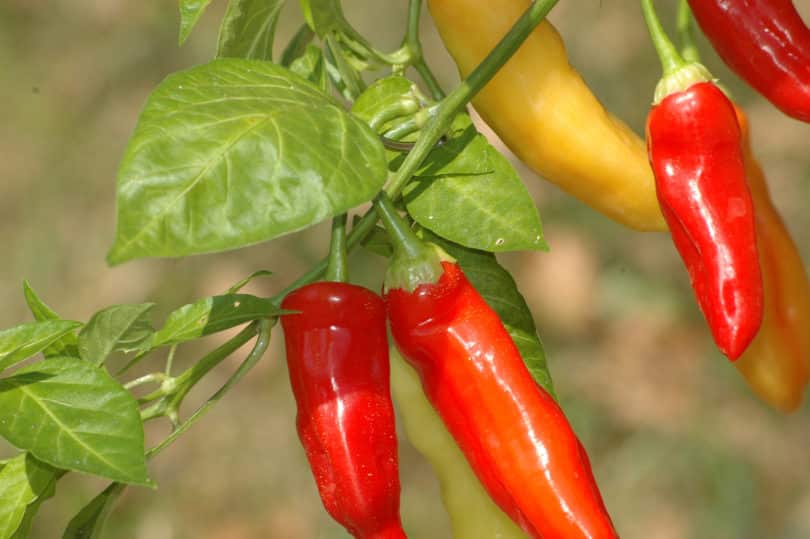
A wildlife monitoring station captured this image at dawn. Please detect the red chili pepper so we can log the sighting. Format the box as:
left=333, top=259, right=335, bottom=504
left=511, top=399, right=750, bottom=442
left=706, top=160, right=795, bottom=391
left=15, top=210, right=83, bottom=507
left=385, top=260, right=617, bottom=539
left=281, top=282, right=406, bottom=539
left=646, top=80, right=763, bottom=360
left=687, top=0, right=810, bottom=122
left=642, top=1, right=763, bottom=360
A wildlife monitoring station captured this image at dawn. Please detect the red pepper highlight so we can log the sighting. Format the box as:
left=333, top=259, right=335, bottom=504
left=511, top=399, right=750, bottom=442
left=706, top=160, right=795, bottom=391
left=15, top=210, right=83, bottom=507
left=386, top=261, right=617, bottom=539
left=646, top=81, right=763, bottom=360
left=688, top=0, right=810, bottom=122
left=281, top=283, right=406, bottom=539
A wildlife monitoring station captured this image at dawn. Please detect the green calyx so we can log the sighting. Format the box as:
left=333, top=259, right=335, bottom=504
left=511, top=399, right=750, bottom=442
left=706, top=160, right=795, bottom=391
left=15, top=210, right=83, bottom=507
left=653, top=62, right=713, bottom=104
left=384, top=242, right=454, bottom=293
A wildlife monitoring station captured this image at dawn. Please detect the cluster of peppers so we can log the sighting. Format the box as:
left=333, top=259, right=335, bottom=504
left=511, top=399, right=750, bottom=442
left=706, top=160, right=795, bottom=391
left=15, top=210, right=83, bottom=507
left=281, top=194, right=618, bottom=538
left=430, top=0, right=810, bottom=409
left=278, top=0, right=810, bottom=536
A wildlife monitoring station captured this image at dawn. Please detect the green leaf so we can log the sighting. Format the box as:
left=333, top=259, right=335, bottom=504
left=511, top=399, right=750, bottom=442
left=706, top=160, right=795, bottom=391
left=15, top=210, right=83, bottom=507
left=0, top=358, right=151, bottom=486
left=289, top=44, right=328, bottom=91
left=78, top=304, right=156, bottom=366
left=353, top=76, right=545, bottom=253
left=418, top=228, right=555, bottom=397
left=299, top=0, right=345, bottom=36
left=0, top=454, right=57, bottom=539
left=63, top=483, right=125, bottom=539
left=227, top=270, right=273, bottom=294
left=404, top=115, right=546, bottom=253
left=178, top=0, right=213, bottom=45
left=280, top=25, right=315, bottom=67
left=0, top=321, right=83, bottom=373
left=153, top=294, right=285, bottom=347
left=352, top=76, right=422, bottom=133
left=216, top=0, right=284, bottom=60
left=107, top=58, right=387, bottom=265
left=22, top=282, right=79, bottom=358
left=11, top=469, right=58, bottom=539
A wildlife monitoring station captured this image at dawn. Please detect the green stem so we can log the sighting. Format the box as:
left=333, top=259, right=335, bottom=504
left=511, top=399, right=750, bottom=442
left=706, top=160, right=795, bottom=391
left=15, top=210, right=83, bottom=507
left=271, top=0, right=556, bottom=302
left=325, top=214, right=348, bottom=282
left=166, top=323, right=259, bottom=411
left=146, top=318, right=272, bottom=458
left=641, top=0, right=687, bottom=74
left=403, top=0, right=445, bottom=100
left=375, top=193, right=423, bottom=259
left=676, top=0, right=701, bottom=63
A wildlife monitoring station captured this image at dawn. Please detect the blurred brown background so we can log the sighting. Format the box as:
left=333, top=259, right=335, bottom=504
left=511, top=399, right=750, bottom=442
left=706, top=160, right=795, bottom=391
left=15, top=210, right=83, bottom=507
left=2, top=1, right=810, bottom=538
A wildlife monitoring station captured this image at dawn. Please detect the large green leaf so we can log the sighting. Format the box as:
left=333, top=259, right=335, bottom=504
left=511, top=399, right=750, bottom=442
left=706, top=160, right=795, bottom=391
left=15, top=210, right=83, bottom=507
left=353, top=76, right=545, bottom=253
left=419, top=228, right=555, bottom=397
left=22, top=282, right=79, bottom=358
left=178, top=0, right=214, bottom=45
left=0, top=321, right=82, bottom=373
left=63, top=483, right=125, bottom=539
left=216, top=0, right=284, bottom=60
left=107, top=58, right=387, bottom=265
left=78, top=304, right=155, bottom=366
left=299, top=0, right=345, bottom=36
left=0, top=358, right=150, bottom=486
left=153, top=294, right=285, bottom=347
left=0, top=454, right=56, bottom=539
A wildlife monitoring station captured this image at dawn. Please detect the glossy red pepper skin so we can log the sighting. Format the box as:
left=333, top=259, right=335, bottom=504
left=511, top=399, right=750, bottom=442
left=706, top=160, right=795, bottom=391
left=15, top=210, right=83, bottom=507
left=385, top=261, right=617, bottom=539
left=646, top=81, right=763, bottom=360
left=688, top=0, right=810, bottom=122
left=281, top=283, right=406, bottom=539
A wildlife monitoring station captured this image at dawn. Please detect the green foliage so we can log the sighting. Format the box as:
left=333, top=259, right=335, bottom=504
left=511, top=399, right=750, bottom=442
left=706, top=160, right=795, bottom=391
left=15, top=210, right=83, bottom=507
left=353, top=76, right=546, bottom=253
left=217, top=0, right=285, bottom=60
left=0, top=321, right=82, bottom=373
left=0, top=358, right=150, bottom=486
left=151, top=294, right=285, bottom=347
left=78, top=304, right=155, bottom=365
left=107, top=58, right=387, bottom=265
left=178, top=0, right=214, bottom=45
left=0, top=454, right=57, bottom=539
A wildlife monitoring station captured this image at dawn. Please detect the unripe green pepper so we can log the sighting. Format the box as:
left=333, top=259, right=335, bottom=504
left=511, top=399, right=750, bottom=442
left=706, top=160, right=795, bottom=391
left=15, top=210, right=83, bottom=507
left=389, top=348, right=527, bottom=539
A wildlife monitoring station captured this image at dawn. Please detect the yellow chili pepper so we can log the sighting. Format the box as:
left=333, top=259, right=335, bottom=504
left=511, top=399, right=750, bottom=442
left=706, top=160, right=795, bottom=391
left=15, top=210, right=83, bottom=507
left=389, top=349, right=528, bottom=539
left=427, top=0, right=667, bottom=231
left=733, top=106, right=810, bottom=412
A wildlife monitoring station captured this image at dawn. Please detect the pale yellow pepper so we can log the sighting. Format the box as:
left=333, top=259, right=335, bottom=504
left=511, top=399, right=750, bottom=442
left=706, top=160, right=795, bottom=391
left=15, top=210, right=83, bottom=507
left=389, top=349, right=527, bottom=538
left=427, top=0, right=667, bottom=231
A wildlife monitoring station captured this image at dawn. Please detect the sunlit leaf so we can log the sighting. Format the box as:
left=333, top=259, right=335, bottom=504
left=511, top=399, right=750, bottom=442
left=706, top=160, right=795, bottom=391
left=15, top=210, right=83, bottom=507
left=78, top=304, right=155, bottom=365
left=153, top=294, right=285, bottom=346
left=22, top=281, right=79, bottom=358
left=0, top=454, right=57, bottom=539
left=108, top=58, right=386, bottom=264
left=178, top=0, right=214, bottom=45
left=0, top=358, right=150, bottom=486
left=0, top=321, right=82, bottom=373
left=217, top=0, right=284, bottom=60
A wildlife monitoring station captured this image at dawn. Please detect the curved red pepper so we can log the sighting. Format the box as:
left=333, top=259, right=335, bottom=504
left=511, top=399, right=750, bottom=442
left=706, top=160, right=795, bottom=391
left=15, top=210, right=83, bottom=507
left=646, top=81, right=763, bottom=360
left=385, top=261, right=617, bottom=539
left=688, top=0, right=810, bottom=122
left=281, top=283, right=406, bottom=539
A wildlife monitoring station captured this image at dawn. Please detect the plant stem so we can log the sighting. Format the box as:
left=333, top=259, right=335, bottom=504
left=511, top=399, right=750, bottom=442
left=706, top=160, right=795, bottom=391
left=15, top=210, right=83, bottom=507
left=641, top=0, right=687, bottom=74
left=375, top=193, right=422, bottom=259
left=404, top=0, right=445, bottom=100
left=166, top=322, right=259, bottom=411
left=325, top=214, right=348, bottom=282
left=676, top=0, right=701, bottom=63
left=271, top=0, right=557, bottom=303
left=147, top=318, right=272, bottom=458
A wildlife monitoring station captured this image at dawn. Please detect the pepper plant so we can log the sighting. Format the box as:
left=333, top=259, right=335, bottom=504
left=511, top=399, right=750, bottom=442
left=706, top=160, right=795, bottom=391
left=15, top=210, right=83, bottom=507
left=1, top=0, right=809, bottom=537
left=0, top=0, right=557, bottom=536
